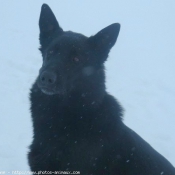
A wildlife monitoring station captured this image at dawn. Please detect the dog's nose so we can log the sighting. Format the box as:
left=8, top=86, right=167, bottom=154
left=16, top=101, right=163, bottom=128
left=40, top=71, right=57, bottom=86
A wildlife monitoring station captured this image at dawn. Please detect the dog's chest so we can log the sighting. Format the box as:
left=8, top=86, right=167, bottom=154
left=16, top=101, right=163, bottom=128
left=34, top=103, right=117, bottom=173
left=43, top=131, right=108, bottom=173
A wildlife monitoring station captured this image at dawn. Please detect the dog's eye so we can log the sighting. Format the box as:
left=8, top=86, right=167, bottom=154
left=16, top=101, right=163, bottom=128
left=72, top=57, right=79, bottom=62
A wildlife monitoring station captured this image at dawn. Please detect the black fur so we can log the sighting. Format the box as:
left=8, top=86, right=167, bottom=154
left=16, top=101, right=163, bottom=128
left=28, top=4, right=175, bottom=175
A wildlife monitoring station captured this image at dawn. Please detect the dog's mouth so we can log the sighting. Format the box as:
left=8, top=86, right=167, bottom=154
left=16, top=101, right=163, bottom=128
left=37, top=83, right=58, bottom=95
left=40, top=87, right=56, bottom=95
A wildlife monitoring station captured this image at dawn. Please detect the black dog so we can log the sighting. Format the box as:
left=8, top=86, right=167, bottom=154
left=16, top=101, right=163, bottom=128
left=28, top=4, right=175, bottom=175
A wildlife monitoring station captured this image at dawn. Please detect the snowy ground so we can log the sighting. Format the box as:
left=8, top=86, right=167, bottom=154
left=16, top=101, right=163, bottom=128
left=0, top=0, right=174, bottom=171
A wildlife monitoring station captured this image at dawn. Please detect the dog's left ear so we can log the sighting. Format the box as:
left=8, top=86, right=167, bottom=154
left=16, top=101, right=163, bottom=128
left=89, top=23, right=120, bottom=56
left=39, top=4, right=63, bottom=50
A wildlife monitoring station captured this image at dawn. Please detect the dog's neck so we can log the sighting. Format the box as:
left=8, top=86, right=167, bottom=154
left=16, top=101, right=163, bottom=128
left=31, top=82, right=106, bottom=113
left=64, top=88, right=106, bottom=109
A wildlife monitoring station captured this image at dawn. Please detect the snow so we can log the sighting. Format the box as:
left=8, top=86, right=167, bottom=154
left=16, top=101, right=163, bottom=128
left=0, top=0, right=174, bottom=171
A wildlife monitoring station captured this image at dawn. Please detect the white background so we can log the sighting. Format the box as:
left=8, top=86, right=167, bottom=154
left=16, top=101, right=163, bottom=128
left=0, top=0, right=174, bottom=171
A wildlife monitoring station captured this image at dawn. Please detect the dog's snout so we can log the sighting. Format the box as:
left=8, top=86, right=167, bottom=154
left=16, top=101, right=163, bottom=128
left=40, top=71, right=57, bottom=86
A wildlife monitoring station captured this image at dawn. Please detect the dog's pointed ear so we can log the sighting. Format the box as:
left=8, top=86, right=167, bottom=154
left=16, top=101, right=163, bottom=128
left=39, top=4, right=63, bottom=49
left=89, top=23, right=120, bottom=55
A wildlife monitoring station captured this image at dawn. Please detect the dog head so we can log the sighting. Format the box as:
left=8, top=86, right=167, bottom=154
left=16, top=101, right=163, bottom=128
left=37, top=4, right=120, bottom=96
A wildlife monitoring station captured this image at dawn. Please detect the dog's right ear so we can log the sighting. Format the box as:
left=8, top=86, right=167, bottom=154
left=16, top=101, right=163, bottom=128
left=39, top=4, right=63, bottom=50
